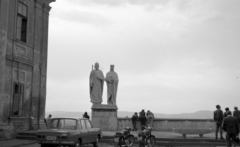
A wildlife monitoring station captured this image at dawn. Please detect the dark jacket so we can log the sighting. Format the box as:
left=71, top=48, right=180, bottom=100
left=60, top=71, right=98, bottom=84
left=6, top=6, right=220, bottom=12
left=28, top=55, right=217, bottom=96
left=224, top=111, right=232, bottom=118
left=139, top=111, right=146, bottom=121
left=214, top=109, right=223, bottom=123
left=131, top=114, right=138, bottom=122
left=222, top=116, right=239, bottom=134
left=233, top=110, right=240, bottom=123
left=83, top=114, right=90, bottom=119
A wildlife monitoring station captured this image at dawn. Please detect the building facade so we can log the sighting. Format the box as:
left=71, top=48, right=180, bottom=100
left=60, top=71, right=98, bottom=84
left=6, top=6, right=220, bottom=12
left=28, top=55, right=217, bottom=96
left=0, top=0, right=55, bottom=133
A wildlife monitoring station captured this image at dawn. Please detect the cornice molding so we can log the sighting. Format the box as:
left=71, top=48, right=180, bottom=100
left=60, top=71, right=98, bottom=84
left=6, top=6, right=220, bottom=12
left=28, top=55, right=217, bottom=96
left=41, top=0, right=56, bottom=5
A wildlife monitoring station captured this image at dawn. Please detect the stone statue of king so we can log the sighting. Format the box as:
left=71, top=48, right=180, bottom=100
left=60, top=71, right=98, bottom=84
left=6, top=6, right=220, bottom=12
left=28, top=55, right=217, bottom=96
left=105, top=65, right=119, bottom=105
left=89, top=62, right=104, bottom=104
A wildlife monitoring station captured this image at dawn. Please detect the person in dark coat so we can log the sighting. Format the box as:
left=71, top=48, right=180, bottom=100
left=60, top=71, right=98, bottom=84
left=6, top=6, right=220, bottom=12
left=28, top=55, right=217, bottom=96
left=46, top=114, right=52, bottom=127
left=214, top=105, right=224, bottom=139
left=224, top=107, right=232, bottom=118
left=233, top=106, right=240, bottom=124
left=222, top=111, right=239, bottom=147
left=139, top=109, right=147, bottom=130
left=83, top=112, right=90, bottom=119
left=131, top=112, right=138, bottom=131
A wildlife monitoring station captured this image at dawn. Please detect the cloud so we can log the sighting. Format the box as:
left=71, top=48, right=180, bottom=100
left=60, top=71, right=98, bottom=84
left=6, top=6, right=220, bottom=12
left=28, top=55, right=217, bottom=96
left=46, top=0, right=240, bottom=114
left=51, top=9, right=110, bottom=27
left=67, top=0, right=170, bottom=7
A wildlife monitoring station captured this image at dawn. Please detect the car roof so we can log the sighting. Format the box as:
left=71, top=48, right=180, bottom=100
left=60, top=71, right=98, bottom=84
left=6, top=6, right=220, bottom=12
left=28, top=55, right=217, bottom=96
left=51, top=117, right=89, bottom=120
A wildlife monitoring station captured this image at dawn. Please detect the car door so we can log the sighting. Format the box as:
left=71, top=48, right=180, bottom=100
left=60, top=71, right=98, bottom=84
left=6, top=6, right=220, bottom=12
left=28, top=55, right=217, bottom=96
left=85, top=119, right=97, bottom=142
left=80, top=119, right=90, bottom=143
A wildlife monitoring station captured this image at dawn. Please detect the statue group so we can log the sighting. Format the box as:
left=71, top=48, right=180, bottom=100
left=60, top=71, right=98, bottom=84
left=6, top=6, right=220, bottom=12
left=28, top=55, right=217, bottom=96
left=89, top=62, right=119, bottom=105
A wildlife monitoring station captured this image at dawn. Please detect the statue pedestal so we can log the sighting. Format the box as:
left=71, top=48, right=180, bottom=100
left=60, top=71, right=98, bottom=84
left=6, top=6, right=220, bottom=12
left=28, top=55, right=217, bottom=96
left=91, top=104, right=118, bottom=131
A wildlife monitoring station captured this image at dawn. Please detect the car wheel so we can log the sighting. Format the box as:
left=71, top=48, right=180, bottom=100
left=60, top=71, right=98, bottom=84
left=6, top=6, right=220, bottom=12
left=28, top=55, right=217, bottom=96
left=70, top=140, right=81, bottom=147
left=93, top=138, right=99, bottom=147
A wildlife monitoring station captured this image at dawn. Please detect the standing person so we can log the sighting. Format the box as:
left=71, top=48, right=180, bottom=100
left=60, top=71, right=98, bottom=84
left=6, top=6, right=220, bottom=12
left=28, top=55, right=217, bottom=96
left=233, top=107, right=240, bottom=125
left=131, top=112, right=138, bottom=131
left=105, top=65, right=119, bottom=105
left=89, top=62, right=104, bottom=104
left=28, top=112, right=34, bottom=130
left=222, top=111, right=239, bottom=147
left=214, top=105, right=224, bottom=139
left=139, top=109, right=147, bottom=130
left=224, top=107, right=232, bottom=118
left=146, top=110, right=155, bottom=128
left=46, top=114, right=52, bottom=127
left=83, top=112, right=90, bottom=119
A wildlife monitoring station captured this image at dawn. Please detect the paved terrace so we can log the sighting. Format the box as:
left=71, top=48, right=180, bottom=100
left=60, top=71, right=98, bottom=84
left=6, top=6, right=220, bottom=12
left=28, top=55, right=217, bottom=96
left=1, top=130, right=235, bottom=147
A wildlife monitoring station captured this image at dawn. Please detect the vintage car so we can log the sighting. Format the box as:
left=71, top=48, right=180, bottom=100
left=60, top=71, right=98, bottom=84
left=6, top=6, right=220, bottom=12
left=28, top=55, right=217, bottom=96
left=36, top=117, right=101, bottom=147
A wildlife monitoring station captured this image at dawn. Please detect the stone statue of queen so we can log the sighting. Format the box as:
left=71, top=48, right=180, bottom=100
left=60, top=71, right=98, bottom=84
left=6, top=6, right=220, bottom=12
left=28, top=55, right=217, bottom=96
left=105, top=65, right=119, bottom=105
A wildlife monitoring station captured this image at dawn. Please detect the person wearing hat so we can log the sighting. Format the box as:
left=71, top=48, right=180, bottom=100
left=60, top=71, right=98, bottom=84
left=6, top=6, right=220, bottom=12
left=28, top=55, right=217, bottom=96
left=214, top=105, right=224, bottom=139
left=222, top=111, right=239, bottom=147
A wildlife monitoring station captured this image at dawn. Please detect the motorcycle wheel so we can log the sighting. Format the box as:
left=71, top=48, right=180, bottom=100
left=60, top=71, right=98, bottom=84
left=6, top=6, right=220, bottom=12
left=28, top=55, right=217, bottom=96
left=113, top=142, right=119, bottom=147
left=126, top=136, right=135, bottom=147
left=147, top=136, right=156, bottom=147
left=138, top=141, right=144, bottom=147
left=113, top=137, right=119, bottom=147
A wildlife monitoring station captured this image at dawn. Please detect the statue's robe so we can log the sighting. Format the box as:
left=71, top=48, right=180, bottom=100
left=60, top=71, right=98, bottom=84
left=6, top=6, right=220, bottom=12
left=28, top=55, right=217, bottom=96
left=89, top=69, right=104, bottom=104
left=105, top=71, right=119, bottom=105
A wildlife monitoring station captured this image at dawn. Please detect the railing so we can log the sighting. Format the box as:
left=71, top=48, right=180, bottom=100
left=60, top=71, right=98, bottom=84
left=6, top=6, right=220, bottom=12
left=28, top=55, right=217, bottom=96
left=117, top=118, right=215, bottom=131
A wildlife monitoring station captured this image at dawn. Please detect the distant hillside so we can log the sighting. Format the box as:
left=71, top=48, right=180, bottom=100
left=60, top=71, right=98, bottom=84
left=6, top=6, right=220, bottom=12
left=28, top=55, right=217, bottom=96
left=46, top=110, right=213, bottom=119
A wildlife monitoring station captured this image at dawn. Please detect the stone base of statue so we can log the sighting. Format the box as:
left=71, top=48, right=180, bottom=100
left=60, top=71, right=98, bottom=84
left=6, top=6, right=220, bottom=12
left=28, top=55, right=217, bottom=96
left=91, top=103, right=118, bottom=131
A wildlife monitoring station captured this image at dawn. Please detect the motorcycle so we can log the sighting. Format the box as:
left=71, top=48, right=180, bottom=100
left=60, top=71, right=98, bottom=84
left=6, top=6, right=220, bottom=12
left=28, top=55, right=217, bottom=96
left=138, top=126, right=156, bottom=147
left=113, top=123, right=135, bottom=147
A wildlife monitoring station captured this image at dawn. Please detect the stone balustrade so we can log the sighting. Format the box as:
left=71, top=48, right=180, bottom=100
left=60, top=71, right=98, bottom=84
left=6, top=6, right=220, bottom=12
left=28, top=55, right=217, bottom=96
left=117, top=118, right=215, bottom=131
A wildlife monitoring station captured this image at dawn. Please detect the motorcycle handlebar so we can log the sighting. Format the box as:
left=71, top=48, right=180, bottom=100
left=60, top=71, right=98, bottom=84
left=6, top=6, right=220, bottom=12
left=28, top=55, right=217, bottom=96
left=142, top=125, right=147, bottom=128
left=119, top=124, right=132, bottom=130
left=142, top=125, right=153, bottom=130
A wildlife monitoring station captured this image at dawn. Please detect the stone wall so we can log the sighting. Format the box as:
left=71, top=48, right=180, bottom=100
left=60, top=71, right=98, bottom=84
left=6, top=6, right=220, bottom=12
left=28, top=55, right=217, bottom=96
left=117, top=118, right=215, bottom=131
left=0, top=0, right=9, bottom=124
left=0, top=0, right=55, bottom=139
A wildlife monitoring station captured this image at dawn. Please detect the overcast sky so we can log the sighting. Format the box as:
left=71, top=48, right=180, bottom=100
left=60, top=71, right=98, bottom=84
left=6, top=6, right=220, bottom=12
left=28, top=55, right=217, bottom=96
left=46, top=0, right=240, bottom=114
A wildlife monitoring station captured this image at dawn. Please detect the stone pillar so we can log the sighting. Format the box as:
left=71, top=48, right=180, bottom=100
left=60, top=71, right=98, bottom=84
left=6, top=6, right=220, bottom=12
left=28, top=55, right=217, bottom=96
left=91, top=104, right=118, bottom=131
left=0, top=0, right=9, bottom=123
left=32, top=0, right=44, bottom=129
left=38, top=3, right=52, bottom=128
left=32, top=0, right=54, bottom=129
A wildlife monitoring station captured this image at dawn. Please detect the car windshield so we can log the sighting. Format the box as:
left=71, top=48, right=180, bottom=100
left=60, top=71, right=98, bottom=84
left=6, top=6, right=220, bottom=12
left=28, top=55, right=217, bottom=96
left=48, top=119, right=77, bottom=129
